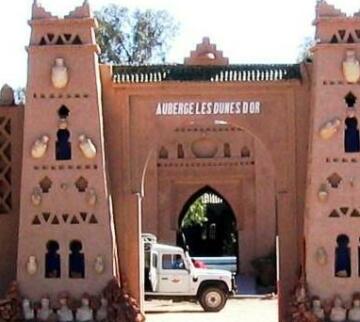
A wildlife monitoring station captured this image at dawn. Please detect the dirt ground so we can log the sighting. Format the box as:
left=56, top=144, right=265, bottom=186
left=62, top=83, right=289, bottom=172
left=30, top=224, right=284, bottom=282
left=144, top=298, right=278, bottom=322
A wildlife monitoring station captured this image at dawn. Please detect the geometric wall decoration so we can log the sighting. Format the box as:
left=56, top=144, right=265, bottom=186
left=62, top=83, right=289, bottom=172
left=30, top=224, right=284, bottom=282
left=329, top=207, right=360, bottom=218
left=31, top=213, right=98, bottom=225
left=39, top=33, right=82, bottom=46
left=350, top=209, right=360, bottom=217
left=0, top=117, right=11, bottom=214
left=329, top=209, right=341, bottom=218
left=330, top=30, right=360, bottom=44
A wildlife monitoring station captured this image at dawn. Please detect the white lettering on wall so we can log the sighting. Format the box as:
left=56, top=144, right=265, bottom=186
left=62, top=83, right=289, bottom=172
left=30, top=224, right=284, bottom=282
left=155, top=101, right=261, bottom=116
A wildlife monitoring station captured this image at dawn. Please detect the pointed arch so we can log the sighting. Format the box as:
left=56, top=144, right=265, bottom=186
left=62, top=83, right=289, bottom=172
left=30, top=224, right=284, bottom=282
left=177, top=185, right=236, bottom=227
left=177, top=185, right=239, bottom=260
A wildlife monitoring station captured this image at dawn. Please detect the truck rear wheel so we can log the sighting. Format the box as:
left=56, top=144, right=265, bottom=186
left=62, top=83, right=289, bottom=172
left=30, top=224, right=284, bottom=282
left=199, top=287, right=227, bottom=312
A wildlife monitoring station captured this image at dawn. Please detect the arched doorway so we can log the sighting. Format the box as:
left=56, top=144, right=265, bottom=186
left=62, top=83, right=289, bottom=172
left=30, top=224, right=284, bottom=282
left=177, top=186, right=238, bottom=264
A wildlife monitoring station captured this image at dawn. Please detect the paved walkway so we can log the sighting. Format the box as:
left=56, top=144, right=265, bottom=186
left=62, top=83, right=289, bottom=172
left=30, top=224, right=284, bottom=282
left=145, top=298, right=278, bottom=322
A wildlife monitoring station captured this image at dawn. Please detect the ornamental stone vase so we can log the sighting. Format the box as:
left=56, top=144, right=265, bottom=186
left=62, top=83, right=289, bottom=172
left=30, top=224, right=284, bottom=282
left=343, top=50, right=360, bottom=84
left=52, top=58, right=69, bottom=89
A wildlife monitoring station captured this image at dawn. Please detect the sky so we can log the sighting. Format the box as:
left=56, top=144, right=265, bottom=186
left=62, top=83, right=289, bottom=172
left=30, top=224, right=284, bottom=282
left=0, top=0, right=359, bottom=89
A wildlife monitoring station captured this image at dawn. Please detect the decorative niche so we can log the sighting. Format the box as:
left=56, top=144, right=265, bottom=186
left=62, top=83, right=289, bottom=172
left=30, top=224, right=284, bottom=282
left=39, top=176, right=52, bottom=193
left=158, top=146, right=169, bottom=159
left=75, top=176, right=88, bottom=192
left=345, top=92, right=357, bottom=108
left=58, top=105, right=70, bottom=119
left=241, top=146, right=251, bottom=158
left=327, top=173, right=342, bottom=188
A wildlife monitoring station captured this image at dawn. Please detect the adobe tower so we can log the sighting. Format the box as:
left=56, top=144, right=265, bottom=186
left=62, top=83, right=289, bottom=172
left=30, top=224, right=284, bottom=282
left=16, top=1, right=116, bottom=299
left=305, top=2, right=360, bottom=300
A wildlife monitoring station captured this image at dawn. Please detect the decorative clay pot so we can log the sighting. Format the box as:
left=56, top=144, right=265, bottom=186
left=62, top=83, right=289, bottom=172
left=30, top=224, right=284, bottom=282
left=86, top=188, right=97, bottom=206
left=317, top=184, right=329, bottom=202
left=52, top=58, right=69, bottom=89
left=315, top=247, right=327, bottom=266
left=26, top=256, right=38, bottom=275
left=191, top=137, right=218, bottom=158
left=319, top=118, right=341, bottom=140
left=94, top=255, right=105, bottom=274
left=78, top=134, right=97, bottom=159
left=343, top=50, right=360, bottom=84
left=31, top=135, right=49, bottom=159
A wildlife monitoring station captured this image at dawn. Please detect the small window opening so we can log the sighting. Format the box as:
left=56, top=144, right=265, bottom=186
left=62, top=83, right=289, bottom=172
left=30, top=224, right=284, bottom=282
left=335, top=234, right=351, bottom=278
left=209, top=223, right=217, bottom=240
left=45, top=240, right=61, bottom=278
left=345, top=117, right=360, bottom=153
left=69, top=240, right=85, bottom=278
left=56, top=129, right=71, bottom=160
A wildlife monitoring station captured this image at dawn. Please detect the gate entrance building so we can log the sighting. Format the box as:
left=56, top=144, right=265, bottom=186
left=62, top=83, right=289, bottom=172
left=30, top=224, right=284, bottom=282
left=0, top=1, right=359, bottom=321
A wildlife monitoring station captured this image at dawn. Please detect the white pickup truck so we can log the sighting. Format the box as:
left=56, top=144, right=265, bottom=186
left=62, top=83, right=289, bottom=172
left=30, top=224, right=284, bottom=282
left=143, top=234, right=236, bottom=312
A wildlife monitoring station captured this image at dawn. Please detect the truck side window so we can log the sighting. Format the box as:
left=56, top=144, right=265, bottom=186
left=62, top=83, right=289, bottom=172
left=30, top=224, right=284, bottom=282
left=162, top=254, right=185, bottom=270
left=152, top=253, right=158, bottom=268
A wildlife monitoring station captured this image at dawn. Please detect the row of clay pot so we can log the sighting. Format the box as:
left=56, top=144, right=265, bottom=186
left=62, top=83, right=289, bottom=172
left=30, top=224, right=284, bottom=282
left=0, top=280, right=144, bottom=322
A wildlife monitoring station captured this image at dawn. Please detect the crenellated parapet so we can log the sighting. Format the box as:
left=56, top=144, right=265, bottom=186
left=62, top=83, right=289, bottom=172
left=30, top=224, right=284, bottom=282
left=31, top=0, right=57, bottom=20
left=314, top=1, right=360, bottom=44
left=184, top=37, right=229, bottom=66
left=65, top=1, right=91, bottom=19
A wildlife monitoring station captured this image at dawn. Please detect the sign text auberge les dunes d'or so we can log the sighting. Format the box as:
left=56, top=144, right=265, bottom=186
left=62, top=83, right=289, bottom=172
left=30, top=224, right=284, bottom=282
left=155, top=101, right=261, bottom=116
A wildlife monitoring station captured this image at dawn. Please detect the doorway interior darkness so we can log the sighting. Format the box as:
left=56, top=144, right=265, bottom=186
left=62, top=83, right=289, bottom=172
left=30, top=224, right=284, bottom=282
left=177, top=186, right=239, bottom=262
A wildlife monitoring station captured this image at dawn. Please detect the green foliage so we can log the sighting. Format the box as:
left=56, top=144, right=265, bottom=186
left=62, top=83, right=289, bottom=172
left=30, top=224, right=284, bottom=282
left=182, top=197, right=208, bottom=228
left=95, top=4, right=179, bottom=64
left=14, top=87, right=26, bottom=105
left=297, top=36, right=315, bottom=63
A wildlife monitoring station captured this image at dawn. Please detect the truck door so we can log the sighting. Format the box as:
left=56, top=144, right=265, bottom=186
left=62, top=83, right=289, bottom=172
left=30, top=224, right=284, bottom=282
left=158, top=253, right=190, bottom=293
left=149, top=252, right=158, bottom=292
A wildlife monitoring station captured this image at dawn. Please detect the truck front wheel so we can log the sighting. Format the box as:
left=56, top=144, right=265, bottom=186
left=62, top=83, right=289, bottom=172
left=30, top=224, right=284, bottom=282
left=199, top=287, right=227, bottom=312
